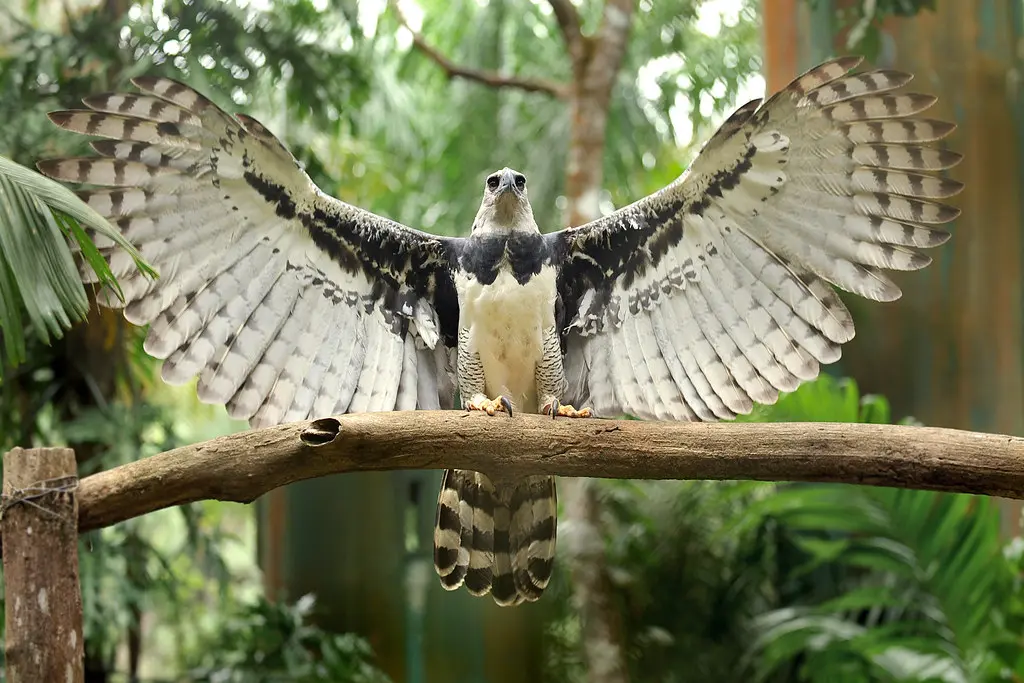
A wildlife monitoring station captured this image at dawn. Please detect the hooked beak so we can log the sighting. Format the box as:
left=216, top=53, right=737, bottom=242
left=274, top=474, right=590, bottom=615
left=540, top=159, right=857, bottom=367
left=496, top=169, right=519, bottom=197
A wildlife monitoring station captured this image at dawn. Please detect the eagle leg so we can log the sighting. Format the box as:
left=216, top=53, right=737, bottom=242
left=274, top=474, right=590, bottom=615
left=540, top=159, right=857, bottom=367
left=542, top=398, right=592, bottom=419
left=466, top=393, right=514, bottom=417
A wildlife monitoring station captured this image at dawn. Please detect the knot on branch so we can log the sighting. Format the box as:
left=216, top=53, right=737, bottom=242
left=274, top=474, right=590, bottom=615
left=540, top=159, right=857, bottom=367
left=300, top=418, right=341, bottom=447
left=1, top=475, right=79, bottom=521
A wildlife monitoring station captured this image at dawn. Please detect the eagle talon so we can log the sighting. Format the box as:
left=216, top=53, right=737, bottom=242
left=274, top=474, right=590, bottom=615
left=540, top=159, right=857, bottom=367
left=466, top=394, right=514, bottom=417
left=543, top=399, right=592, bottom=419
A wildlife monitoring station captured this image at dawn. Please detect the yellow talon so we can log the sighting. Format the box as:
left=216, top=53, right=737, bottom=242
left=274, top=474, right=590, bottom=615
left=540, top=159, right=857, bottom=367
left=466, top=394, right=514, bottom=417
left=543, top=399, right=592, bottom=419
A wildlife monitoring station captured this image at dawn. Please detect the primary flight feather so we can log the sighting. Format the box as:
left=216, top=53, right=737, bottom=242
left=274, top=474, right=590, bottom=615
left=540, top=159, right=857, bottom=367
left=39, top=56, right=961, bottom=606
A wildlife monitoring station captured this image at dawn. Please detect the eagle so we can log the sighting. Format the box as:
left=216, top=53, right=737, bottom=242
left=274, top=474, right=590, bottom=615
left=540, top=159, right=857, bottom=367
left=38, top=56, right=961, bottom=606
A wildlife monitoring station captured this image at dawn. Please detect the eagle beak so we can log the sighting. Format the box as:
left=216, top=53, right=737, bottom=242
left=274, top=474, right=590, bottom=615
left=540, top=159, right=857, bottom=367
left=496, top=169, right=519, bottom=196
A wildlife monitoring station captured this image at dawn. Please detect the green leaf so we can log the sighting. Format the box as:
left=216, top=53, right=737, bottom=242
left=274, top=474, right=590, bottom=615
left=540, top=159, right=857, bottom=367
left=0, top=154, right=155, bottom=368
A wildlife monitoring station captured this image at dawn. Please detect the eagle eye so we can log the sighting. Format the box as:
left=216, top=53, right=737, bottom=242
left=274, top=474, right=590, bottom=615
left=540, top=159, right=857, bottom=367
left=513, top=174, right=526, bottom=190
left=486, top=175, right=500, bottom=190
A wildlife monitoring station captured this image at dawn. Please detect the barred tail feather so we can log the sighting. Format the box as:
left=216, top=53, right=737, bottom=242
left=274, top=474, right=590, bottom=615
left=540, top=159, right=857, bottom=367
left=433, top=469, right=557, bottom=606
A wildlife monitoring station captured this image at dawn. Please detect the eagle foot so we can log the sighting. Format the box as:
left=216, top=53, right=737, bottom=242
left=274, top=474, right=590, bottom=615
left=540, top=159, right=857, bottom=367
left=542, top=398, right=593, bottom=419
left=466, top=394, right=514, bottom=417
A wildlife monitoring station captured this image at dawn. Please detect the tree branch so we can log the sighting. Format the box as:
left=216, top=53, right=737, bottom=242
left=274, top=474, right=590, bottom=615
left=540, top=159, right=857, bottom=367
left=68, top=412, right=1024, bottom=533
left=546, top=0, right=585, bottom=66
left=585, top=0, right=634, bottom=94
left=393, top=3, right=568, bottom=99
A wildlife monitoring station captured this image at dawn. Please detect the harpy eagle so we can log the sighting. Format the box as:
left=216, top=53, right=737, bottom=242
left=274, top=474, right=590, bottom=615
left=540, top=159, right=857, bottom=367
left=39, top=56, right=961, bottom=606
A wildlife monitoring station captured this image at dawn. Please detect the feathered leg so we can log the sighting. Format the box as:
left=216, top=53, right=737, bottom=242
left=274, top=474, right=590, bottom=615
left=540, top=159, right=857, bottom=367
left=536, top=324, right=592, bottom=418
left=457, top=328, right=513, bottom=416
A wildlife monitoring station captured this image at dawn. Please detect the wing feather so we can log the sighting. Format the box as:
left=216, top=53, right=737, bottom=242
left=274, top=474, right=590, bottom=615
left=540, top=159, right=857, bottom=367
left=647, top=304, right=706, bottom=421
left=609, top=327, right=648, bottom=417
left=584, top=335, right=617, bottom=416
left=550, top=56, right=959, bottom=421
left=254, top=288, right=337, bottom=426
left=629, top=312, right=691, bottom=420
left=201, top=266, right=301, bottom=408
left=229, top=280, right=319, bottom=422
left=321, top=311, right=369, bottom=417
left=395, top=335, right=421, bottom=412
left=40, top=76, right=462, bottom=427
left=699, top=215, right=800, bottom=392
left=666, top=293, right=745, bottom=418
left=286, top=302, right=348, bottom=422
left=618, top=318, right=657, bottom=418
left=416, top=346, right=442, bottom=410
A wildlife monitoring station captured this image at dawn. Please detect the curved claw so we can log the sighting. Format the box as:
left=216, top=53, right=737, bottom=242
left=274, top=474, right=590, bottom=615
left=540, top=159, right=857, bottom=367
left=466, top=394, right=514, bottom=417
left=547, top=398, right=560, bottom=420
left=543, top=399, right=593, bottom=419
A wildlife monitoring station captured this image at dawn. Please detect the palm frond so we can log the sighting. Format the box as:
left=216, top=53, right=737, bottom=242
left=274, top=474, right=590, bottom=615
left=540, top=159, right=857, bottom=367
left=0, top=154, right=155, bottom=369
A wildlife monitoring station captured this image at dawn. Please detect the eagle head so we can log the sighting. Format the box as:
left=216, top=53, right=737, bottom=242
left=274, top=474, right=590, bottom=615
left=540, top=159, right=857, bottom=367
left=474, top=167, right=537, bottom=233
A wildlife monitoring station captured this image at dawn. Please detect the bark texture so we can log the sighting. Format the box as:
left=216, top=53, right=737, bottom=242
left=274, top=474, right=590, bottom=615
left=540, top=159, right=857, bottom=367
left=2, top=447, right=84, bottom=683
left=49, top=413, right=1024, bottom=534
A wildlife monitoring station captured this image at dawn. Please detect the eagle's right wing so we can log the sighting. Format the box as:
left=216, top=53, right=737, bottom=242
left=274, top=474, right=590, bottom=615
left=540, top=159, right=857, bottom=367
left=39, top=77, right=461, bottom=427
left=548, top=57, right=961, bottom=421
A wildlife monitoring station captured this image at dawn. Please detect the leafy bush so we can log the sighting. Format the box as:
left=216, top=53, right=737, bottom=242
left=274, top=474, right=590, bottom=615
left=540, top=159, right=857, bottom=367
left=739, top=377, right=1022, bottom=682
left=544, top=375, right=1024, bottom=683
left=185, top=594, right=391, bottom=683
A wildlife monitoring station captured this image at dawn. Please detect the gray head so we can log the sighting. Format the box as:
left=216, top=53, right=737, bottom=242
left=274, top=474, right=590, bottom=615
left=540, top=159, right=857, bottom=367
left=473, top=167, right=538, bottom=233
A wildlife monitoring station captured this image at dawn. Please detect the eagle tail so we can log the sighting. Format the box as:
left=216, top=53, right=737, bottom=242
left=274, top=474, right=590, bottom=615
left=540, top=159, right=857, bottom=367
left=433, top=469, right=556, bottom=606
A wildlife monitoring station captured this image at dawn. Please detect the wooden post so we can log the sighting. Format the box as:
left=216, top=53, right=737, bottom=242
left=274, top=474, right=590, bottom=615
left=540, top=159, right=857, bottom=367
left=2, top=447, right=84, bottom=683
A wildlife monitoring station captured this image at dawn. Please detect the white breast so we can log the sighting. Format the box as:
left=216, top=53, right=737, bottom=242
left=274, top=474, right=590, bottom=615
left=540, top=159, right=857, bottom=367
left=457, top=265, right=558, bottom=412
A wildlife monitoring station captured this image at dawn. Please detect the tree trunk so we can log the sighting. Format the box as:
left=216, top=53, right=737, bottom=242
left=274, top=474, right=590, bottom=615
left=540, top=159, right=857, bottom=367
left=557, top=3, right=634, bottom=682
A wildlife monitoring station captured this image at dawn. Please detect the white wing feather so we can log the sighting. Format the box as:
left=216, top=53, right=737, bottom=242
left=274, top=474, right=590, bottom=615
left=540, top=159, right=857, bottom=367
left=40, top=78, right=460, bottom=428
left=555, top=56, right=960, bottom=420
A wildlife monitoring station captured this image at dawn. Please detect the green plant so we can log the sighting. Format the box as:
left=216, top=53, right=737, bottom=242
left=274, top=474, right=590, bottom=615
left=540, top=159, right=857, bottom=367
left=542, top=375, right=1024, bottom=683
left=735, top=376, right=1019, bottom=682
left=805, top=0, right=938, bottom=59
left=0, top=155, right=152, bottom=369
left=185, top=594, right=392, bottom=683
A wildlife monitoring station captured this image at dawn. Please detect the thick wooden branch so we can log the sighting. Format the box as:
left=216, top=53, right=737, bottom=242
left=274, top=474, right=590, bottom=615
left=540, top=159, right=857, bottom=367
left=71, top=412, right=1024, bottom=533
left=393, top=3, right=568, bottom=99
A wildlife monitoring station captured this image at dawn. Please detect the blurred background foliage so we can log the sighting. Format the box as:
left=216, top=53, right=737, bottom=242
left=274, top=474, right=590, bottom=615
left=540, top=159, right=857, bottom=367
left=0, top=0, right=1018, bottom=681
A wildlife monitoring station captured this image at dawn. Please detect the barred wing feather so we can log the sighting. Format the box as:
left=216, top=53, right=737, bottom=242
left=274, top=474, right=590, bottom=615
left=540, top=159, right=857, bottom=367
left=39, top=78, right=461, bottom=427
left=550, top=56, right=961, bottom=421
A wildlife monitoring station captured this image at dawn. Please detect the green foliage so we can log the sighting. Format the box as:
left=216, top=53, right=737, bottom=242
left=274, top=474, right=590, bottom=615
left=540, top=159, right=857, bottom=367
left=342, top=0, right=762, bottom=237
left=744, top=485, right=1009, bottom=682
left=0, top=0, right=370, bottom=165
left=738, top=378, right=1021, bottom=682
left=185, top=594, right=392, bottom=683
left=0, top=155, right=153, bottom=369
left=542, top=375, right=1024, bottom=683
left=805, top=0, right=938, bottom=59
left=735, top=374, right=913, bottom=425
left=10, top=380, right=253, bottom=675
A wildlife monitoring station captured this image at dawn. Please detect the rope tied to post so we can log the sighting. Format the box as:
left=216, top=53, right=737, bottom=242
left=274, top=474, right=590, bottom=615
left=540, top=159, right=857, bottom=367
left=1, top=475, right=79, bottom=521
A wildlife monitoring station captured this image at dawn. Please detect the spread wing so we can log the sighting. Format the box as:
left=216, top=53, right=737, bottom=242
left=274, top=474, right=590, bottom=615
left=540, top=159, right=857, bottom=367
left=548, top=56, right=961, bottom=421
left=39, top=77, right=461, bottom=427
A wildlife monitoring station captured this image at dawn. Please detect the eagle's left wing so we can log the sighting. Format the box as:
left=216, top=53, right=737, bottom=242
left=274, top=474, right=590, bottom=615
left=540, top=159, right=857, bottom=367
left=547, top=56, right=961, bottom=421
left=39, top=77, right=462, bottom=427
